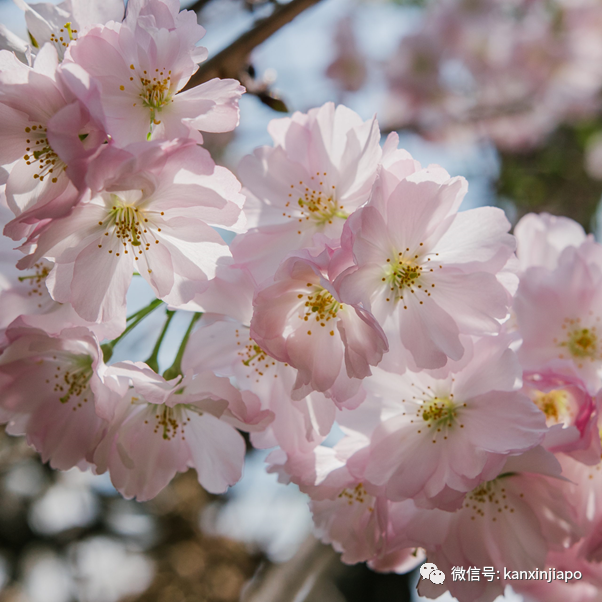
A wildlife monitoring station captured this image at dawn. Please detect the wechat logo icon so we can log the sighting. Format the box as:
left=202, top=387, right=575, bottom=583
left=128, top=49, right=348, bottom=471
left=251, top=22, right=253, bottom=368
left=420, top=562, right=446, bottom=584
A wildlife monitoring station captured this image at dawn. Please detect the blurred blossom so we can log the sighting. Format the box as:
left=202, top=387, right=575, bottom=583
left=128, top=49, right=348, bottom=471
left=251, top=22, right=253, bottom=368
left=23, top=548, right=72, bottom=602
left=386, top=0, right=602, bottom=151
left=326, top=15, right=368, bottom=93
left=69, top=537, right=154, bottom=602
left=4, top=460, right=47, bottom=499
left=28, top=470, right=99, bottom=536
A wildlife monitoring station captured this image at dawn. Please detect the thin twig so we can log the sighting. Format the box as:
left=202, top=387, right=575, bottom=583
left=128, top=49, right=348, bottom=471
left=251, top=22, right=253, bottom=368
left=183, top=0, right=323, bottom=90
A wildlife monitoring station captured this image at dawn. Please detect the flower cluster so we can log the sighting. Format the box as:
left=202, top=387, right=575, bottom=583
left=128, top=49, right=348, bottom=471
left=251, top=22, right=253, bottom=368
left=385, top=0, right=602, bottom=151
left=0, top=0, right=264, bottom=499
left=222, top=108, right=602, bottom=602
left=1, top=3, right=602, bottom=601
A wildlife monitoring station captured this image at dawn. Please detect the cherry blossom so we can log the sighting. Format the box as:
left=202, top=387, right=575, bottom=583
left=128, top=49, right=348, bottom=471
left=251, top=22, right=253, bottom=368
left=12, top=0, right=125, bottom=61
left=523, top=371, right=601, bottom=465
left=0, top=257, right=124, bottom=340
left=250, top=249, right=388, bottom=403
left=182, top=316, right=336, bottom=454
left=271, top=431, right=443, bottom=570
left=231, top=102, right=382, bottom=283
left=515, top=241, right=602, bottom=392
left=66, top=1, right=244, bottom=145
left=309, top=466, right=399, bottom=568
left=0, top=322, right=120, bottom=470
left=93, top=361, right=272, bottom=501
left=417, top=452, right=581, bottom=602
left=19, top=138, right=243, bottom=323
left=0, top=45, right=108, bottom=240
left=346, top=336, right=547, bottom=508
left=514, top=212, right=588, bottom=273
left=0, top=9, right=600, bottom=591
left=335, top=158, right=516, bottom=371
left=325, top=16, right=367, bottom=94
left=385, top=0, right=602, bottom=151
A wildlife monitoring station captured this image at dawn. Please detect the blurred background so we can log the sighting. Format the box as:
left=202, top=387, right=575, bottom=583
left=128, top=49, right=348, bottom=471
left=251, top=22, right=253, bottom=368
left=1, top=0, right=602, bottom=600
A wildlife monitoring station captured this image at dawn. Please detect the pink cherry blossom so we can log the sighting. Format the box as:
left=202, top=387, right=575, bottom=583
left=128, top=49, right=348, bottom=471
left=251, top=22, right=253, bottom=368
left=182, top=316, right=336, bottom=454
left=515, top=241, right=602, bottom=392
left=417, top=451, right=581, bottom=602
left=346, top=336, right=547, bottom=507
left=515, top=212, right=588, bottom=273
left=20, top=138, right=243, bottom=323
left=335, top=158, right=516, bottom=371
left=175, top=261, right=256, bottom=326
left=325, top=16, right=367, bottom=93
left=124, top=0, right=203, bottom=54
left=556, top=456, right=602, bottom=565
left=66, top=3, right=244, bottom=145
left=0, top=322, right=120, bottom=470
left=523, top=371, right=601, bottom=465
left=270, top=434, right=440, bottom=571
left=384, top=0, right=602, bottom=151
left=0, top=45, right=109, bottom=240
left=93, top=361, right=272, bottom=501
left=269, top=442, right=378, bottom=532
left=310, top=469, right=397, bottom=567
left=250, top=249, right=388, bottom=403
left=12, top=0, right=125, bottom=60
left=231, top=102, right=382, bottom=283
left=0, top=257, right=124, bottom=340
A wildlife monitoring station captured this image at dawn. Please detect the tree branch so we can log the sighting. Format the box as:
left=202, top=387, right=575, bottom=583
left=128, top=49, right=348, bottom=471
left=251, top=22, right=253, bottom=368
left=184, top=0, right=323, bottom=90
left=189, top=0, right=213, bottom=13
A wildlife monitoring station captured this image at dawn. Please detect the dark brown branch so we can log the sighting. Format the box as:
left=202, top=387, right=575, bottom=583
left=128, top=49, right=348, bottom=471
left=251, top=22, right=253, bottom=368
left=183, top=0, right=323, bottom=90
left=188, top=0, right=213, bottom=13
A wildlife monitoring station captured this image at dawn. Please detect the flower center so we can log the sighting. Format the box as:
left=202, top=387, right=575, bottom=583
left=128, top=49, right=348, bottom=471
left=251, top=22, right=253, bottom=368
left=285, top=173, right=348, bottom=232
left=382, top=246, right=440, bottom=308
left=463, top=477, right=517, bottom=522
left=124, top=64, right=175, bottom=130
left=235, top=329, right=278, bottom=382
left=337, top=483, right=373, bottom=509
left=18, top=261, right=51, bottom=305
left=46, top=354, right=93, bottom=407
left=298, top=285, right=342, bottom=336
left=140, top=73, right=172, bottom=116
left=410, top=388, right=466, bottom=442
left=557, top=319, right=602, bottom=367
left=48, top=22, right=78, bottom=58
left=22, top=124, right=65, bottom=184
left=98, top=195, right=164, bottom=270
left=151, top=404, right=187, bottom=441
left=421, top=396, right=456, bottom=425
left=533, top=389, right=571, bottom=425
left=566, top=328, right=598, bottom=358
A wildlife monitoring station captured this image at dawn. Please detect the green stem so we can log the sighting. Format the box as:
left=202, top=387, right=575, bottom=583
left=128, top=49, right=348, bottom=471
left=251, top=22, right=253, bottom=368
left=145, top=310, right=175, bottom=372
left=126, top=298, right=161, bottom=322
left=102, top=298, right=163, bottom=362
left=163, top=312, right=202, bottom=381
